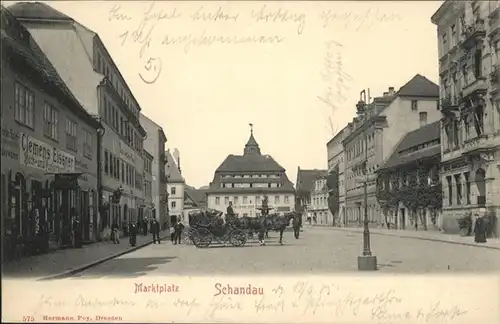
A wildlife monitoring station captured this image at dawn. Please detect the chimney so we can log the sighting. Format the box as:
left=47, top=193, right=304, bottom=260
left=383, top=92, right=388, bottom=96
left=388, top=87, right=395, bottom=95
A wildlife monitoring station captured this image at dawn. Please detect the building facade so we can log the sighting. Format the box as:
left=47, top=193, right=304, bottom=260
left=8, top=2, right=148, bottom=236
left=326, top=126, right=348, bottom=224
left=431, top=0, right=500, bottom=233
left=143, top=149, right=154, bottom=223
left=165, top=149, right=185, bottom=224
left=1, top=7, right=101, bottom=257
left=295, top=168, right=326, bottom=224
left=375, top=121, right=442, bottom=230
left=140, top=114, right=167, bottom=228
left=207, top=128, right=295, bottom=217
left=308, top=175, right=331, bottom=225
left=343, top=75, right=441, bottom=226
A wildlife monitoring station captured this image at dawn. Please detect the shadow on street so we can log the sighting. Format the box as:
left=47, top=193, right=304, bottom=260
left=68, top=256, right=177, bottom=279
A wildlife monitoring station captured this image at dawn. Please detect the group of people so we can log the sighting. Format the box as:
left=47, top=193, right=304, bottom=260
left=170, top=217, right=185, bottom=245
left=110, top=218, right=162, bottom=246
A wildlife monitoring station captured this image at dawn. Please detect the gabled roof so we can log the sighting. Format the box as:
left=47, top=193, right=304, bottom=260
left=165, top=150, right=184, bottom=183
left=7, top=2, right=73, bottom=21
left=185, top=185, right=207, bottom=206
left=379, top=121, right=441, bottom=171
left=216, top=154, right=285, bottom=172
left=396, top=74, right=439, bottom=98
left=1, top=6, right=99, bottom=129
left=296, top=168, right=327, bottom=194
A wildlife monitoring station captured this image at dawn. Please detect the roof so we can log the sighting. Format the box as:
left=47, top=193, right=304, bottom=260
left=379, top=121, right=441, bottom=171
left=165, top=150, right=184, bottom=183
left=185, top=186, right=207, bottom=205
left=396, top=74, right=439, bottom=98
left=296, top=168, right=327, bottom=194
left=206, top=186, right=295, bottom=195
left=216, top=154, right=285, bottom=172
left=0, top=6, right=100, bottom=129
left=7, top=2, right=73, bottom=21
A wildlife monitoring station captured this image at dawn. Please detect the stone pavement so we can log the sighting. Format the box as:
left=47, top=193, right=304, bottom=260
left=309, top=225, right=500, bottom=250
left=2, top=230, right=169, bottom=279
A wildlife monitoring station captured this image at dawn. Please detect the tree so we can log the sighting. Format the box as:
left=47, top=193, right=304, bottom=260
left=326, top=165, right=340, bottom=226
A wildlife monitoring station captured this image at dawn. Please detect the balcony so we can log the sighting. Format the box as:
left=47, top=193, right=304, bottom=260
left=461, top=134, right=493, bottom=155
left=461, top=77, right=488, bottom=98
left=440, top=96, right=459, bottom=113
left=460, top=19, right=486, bottom=50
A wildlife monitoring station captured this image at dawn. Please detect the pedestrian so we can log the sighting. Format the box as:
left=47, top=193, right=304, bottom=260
left=129, top=223, right=137, bottom=247
left=73, top=217, right=82, bottom=248
left=474, top=213, right=487, bottom=243
left=170, top=224, right=176, bottom=243
left=174, top=218, right=184, bottom=245
left=151, top=219, right=160, bottom=244
left=111, top=222, right=120, bottom=244
left=143, top=219, right=148, bottom=236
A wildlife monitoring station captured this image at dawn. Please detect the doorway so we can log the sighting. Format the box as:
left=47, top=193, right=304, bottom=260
left=400, top=208, right=406, bottom=230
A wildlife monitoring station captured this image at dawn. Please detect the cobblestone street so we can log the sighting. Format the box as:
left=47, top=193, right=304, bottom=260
left=62, top=227, right=500, bottom=279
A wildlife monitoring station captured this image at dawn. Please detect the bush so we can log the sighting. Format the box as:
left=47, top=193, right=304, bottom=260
left=457, top=212, right=472, bottom=236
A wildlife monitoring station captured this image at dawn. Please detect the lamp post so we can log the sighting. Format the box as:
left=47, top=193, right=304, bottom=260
left=356, top=90, right=377, bottom=271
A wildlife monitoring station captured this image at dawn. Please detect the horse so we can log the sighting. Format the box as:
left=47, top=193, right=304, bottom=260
left=266, top=212, right=297, bottom=245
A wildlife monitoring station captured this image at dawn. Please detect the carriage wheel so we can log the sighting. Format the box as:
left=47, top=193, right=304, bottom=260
left=229, top=229, right=247, bottom=247
left=192, top=228, right=212, bottom=248
left=182, top=228, right=194, bottom=245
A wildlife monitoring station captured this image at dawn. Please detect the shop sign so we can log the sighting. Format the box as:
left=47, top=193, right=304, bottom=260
left=1, top=126, right=20, bottom=160
left=19, top=133, right=75, bottom=173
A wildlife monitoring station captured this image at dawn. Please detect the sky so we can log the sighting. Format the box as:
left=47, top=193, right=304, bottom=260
left=6, top=1, right=444, bottom=188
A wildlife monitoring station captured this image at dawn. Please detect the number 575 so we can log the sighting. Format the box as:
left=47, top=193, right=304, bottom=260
left=23, top=316, right=35, bottom=322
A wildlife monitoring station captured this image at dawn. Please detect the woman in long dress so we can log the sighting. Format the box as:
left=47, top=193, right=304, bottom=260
left=474, top=214, right=487, bottom=243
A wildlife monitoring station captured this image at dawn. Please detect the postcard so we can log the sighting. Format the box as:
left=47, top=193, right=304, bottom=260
left=1, top=0, right=500, bottom=323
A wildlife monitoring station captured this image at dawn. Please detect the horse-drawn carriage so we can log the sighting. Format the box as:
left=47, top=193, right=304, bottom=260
left=186, top=209, right=247, bottom=248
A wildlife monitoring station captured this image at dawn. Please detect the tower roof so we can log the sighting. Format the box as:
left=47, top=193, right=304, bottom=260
left=244, top=123, right=261, bottom=155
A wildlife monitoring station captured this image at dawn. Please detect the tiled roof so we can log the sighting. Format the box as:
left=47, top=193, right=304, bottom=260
left=396, top=74, right=439, bottom=98
left=165, top=150, right=184, bottom=183
left=7, top=2, right=73, bottom=21
left=216, top=154, right=285, bottom=172
left=379, top=121, right=441, bottom=171
left=185, top=186, right=207, bottom=205
left=296, top=169, right=327, bottom=194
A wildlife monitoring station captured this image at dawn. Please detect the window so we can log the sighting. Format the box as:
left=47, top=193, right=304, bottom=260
left=15, top=82, right=34, bottom=128
left=419, top=112, right=428, bottom=126
left=171, top=201, right=176, bottom=209
left=109, top=154, right=114, bottom=176
left=43, top=103, right=58, bottom=140
left=451, top=24, right=456, bottom=45
left=464, top=172, right=471, bottom=205
left=121, top=161, right=125, bottom=182
left=65, top=119, right=77, bottom=151
left=474, top=49, right=482, bottom=78
left=243, top=196, right=248, bottom=204
left=275, top=196, right=280, bottom=204
left=104, top=150, right=109, bottom=175
left=454, top=174, right=462, bottom=205
left=171, top=186, right=176, bottom=195
left=224, top=196, right=229, bottom=205
left=411, top=100, right=418, bottom=111
left=284, top=196, right=289, bottom=204
left=446, top=176, right=452, bottom=205
left=215, top=197, right=220, bottom=205
left=233, top=196, right=238, bottom=204
left=83, top=130, right=92, bottom=158
left=441, top=33, right=448, bottom=52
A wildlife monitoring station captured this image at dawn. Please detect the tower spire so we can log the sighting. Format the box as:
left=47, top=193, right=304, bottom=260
left=244, top=123, right=261, bottom=155
left=249, top=123, right=253, bottom=135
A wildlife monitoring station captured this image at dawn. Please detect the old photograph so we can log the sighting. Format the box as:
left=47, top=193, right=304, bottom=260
left=1, top=0, right=499, bottom=284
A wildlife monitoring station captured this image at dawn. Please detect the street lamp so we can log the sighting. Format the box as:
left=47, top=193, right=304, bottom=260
left=356, top=90, right=377, bottom=271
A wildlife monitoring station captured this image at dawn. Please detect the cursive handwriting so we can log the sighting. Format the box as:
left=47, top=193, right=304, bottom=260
left=173, top=297, right=202, bottom=315
left=143, top=2, right=182, bottom=22
left=254, top=295, right=285, bottom=313
left=205, top=295, right=242, bottom=320
left=251, top=4, right=306, bottom=35
left=317, top=40, right=352, bottom=135
left=139, top=57, right=162, bottom=84
left=108, top=4, right=132, bottom=22
left=320, top=8, right=403, bottom=32
left=415, top=301, right=468, bottom=322
left=75, top=295, right=137, bottom=308
left=191, top=6, right=239, bottom=22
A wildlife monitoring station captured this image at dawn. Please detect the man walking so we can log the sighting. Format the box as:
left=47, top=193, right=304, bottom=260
left=151, top=219, right=161, bottom=244
left=174, top=218, right=184, bottom=245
